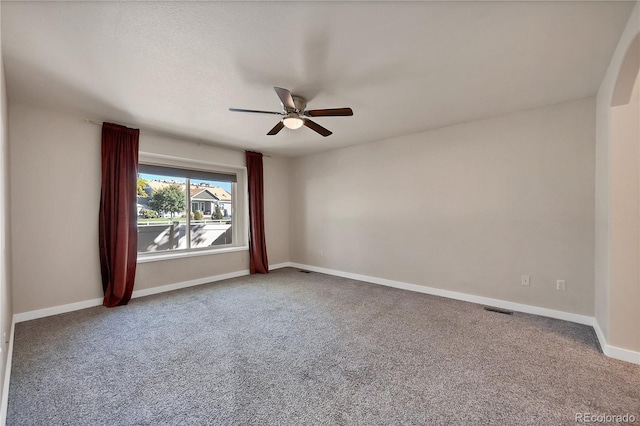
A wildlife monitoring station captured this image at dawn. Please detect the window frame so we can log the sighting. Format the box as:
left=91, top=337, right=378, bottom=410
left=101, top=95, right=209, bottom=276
left=136, top=152, right=249, bottom=263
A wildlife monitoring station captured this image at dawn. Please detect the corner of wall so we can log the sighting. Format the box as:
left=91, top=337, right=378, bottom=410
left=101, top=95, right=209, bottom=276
left=593, top=1, right=640, bottom=351
left=0, top=5, right=16, bottom=420
left=263, top=155, right=291, bottom=265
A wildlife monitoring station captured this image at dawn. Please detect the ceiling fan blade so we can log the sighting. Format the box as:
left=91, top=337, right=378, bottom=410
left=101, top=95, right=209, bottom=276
left=274, top=87, right=296, bottom=111
left=229, top=108, right=282, bottom=115
left=303, top=119, right=332, bottom=137
left=267, top=121, right=285, bottom=136
left=304, top=108, right=353, bottom=117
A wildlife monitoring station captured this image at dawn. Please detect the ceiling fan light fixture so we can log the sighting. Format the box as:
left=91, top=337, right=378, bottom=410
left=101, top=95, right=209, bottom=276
left=283, top=116, right=304, bottom=130
left=229, top=87, right=352, bottom=136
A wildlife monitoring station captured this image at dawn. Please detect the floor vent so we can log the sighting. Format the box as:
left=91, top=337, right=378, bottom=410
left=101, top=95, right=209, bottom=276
left=484, top=306, right=514, bottom=315
left=299, top=270, right=312, bottom=274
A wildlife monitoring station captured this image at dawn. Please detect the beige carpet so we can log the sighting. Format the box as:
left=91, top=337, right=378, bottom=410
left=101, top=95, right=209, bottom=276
left=7, top=268, right=640, bottom=425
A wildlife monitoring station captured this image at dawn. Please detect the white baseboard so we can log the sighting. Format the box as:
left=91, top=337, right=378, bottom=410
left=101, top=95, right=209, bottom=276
left=269, top=262, right=291, bottom=271
left=288, top=262, right=593, bottom=325
left=131, top=269, right=250, bottom=299
left=13, top=298, right=104, bottom=323
left=592, top=319, right=640, bottom=364
left=9, top=262, right=640, bottom=366
left=0, top=319, right=15, bottom=426
left=13, top=264, right=293, bottom=323
left=14, top=269, right=253, bottom=323
left=132, top=263, right=292, bottom=301
left=288, top=262, right=640, bottom=365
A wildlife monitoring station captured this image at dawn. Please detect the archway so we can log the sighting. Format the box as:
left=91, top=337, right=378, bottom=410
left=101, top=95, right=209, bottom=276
left=608, top=32, right=640, bottom=351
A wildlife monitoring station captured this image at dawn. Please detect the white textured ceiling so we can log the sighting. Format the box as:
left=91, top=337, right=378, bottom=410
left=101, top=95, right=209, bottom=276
left=1, top=1, right=635, bottom=157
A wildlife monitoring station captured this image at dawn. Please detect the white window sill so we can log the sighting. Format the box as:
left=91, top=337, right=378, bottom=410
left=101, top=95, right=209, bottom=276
left=137, top=245, right=249, bottom=263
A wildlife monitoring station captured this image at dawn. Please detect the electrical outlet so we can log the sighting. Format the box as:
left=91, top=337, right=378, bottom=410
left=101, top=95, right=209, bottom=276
left=556, top=280, right=566, bottom=291
left=521, top=275, right=530, bottom=286
left=319, top=250, right=324, bottom=257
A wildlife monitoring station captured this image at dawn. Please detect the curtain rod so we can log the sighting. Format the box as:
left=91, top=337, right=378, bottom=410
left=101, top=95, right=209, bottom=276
left=85, top=119, right=271, bottom=157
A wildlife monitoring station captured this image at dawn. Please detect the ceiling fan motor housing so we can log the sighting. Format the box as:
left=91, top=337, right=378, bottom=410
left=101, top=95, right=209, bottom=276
left=229, top=87, right=352, bottom=137
left=284, top=95, right=307, bottom=113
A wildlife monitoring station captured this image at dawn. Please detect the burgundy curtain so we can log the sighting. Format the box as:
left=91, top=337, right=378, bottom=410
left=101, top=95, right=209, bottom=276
left=246, top=151, right=269, bottom=274
left=99, top=123, right=139, bottom=307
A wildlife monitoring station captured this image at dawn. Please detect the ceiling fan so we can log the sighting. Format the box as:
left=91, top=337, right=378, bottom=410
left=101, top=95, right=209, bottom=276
left=229, top=87, right=353, bottom=137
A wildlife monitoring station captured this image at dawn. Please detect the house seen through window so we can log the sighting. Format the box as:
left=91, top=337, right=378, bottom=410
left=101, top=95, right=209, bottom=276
left=137, top=164, right=236, bottom=254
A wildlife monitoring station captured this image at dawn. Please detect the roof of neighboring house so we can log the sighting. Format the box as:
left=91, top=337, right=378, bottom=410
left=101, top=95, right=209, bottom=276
left=207, top=187, right=231, bottom=201
left=190, top=188, right=216, bottom=200
left=141, top=180, right=231, bottom=202
left=190, top=186, right=231, bottom=201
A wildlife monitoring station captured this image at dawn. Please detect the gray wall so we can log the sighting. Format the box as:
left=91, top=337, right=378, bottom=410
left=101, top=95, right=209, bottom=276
left=595, top=2, right=640, bottom=352
left=4, top=95, right=606, bottom=328
left=8, top=103, right=290, bottom=313
left=290, top=97, right=596, bottom=316
left=0, top=5, right=14, bottom=407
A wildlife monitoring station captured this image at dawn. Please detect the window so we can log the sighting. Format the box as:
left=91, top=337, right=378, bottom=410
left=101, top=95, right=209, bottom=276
left=136, top=158, right=247, bottom=260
